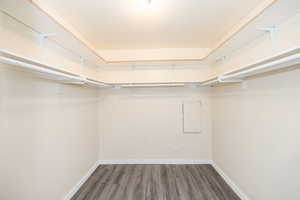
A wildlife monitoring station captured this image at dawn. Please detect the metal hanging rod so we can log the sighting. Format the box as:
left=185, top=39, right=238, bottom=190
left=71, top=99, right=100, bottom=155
left=85, top=79, right=109, bottom=88
left=0, top=49, right=203, bottom=88
left=0, top=49, right=78, bottom=75
left=111, top=80, right=207, bottom=88
left=221, top=47, right=300, bottom=81
left=222, top=54, right=300, bottom=81
left=0, top=56, right=84, bottom=82
left=199, top=77, right=218, bottom=86
left=1, top=46, right=300, bottom=88
left=0, top=49, right=109, bottom=88
left=115, top=83, right=190, bottom=88
left=205, top=46, right=300, bottom=86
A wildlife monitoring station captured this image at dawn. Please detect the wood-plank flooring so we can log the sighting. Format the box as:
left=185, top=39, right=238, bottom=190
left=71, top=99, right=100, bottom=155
left=71, top=164, right=240, bottom=200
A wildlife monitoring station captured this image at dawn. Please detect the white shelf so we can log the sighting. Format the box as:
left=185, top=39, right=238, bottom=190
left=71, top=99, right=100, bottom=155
left=1, top=46, right=300, bottom=88
left=0, top=49, right=108, bottom=88
left=0, top=0, right=105, bottom=66
left=222, top=46, right=300, bottom=80
left=201, top=46, right=300, bottom=87
left=1, top=1, right=300, bottom=88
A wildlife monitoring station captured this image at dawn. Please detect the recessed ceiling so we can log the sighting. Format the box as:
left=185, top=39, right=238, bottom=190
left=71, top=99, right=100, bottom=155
left=34, top=0, right=264, bottom=50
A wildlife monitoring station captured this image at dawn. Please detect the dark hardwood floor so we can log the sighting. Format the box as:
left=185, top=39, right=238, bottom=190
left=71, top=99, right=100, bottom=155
left=71, top=164, right=240, bottom=200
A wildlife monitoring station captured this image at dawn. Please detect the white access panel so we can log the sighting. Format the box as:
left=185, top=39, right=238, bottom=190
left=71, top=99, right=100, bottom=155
left=182, top=101, right=202, bottom=133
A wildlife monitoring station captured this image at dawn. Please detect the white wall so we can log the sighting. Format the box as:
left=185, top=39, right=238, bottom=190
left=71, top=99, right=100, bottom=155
left=0, top=64, right=99, bottom=200
left=98, top=65, right=211, bottom=84
left=210, top=10, right=300, bottom=200
left=98, top=87, right=212, bottom=161
left=212, top=67, right=300, bottom=200
left=0, top=6, right=100, bottom=200
left=99, top=48, right=211, bottom=62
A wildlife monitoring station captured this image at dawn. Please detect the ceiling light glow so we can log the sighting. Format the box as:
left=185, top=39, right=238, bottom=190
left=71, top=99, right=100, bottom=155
left=124, top=0, right=167, bottom=18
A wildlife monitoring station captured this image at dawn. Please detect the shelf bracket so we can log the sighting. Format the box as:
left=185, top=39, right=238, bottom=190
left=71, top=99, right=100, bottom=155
left=113, top=85, right=122, bottom=89
left=258, top=25, right=278, bottom=51
left=257, top=25, right=277, bottom=32
left=80, top=56, right=85, bottom=72
left=38, top=33, right=58, bottom=46
left=215, top=55, right=227, bottom=63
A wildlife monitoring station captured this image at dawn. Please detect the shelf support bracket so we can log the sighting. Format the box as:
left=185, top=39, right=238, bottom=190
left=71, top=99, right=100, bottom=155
left=38, top=33, right=58, bottom=46
left=79, top=56, right=87, bottom=82
left=215, top=55, right=227, bottom=63
left=258, top=25, right=278, bottom=51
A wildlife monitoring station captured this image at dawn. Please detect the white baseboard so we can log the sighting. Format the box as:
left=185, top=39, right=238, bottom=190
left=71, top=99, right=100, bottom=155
left=63, top=161, right=99, bottom=200
left=98, top=159, right=213, bottom=165
left=212, top=162, right=250, bottom=200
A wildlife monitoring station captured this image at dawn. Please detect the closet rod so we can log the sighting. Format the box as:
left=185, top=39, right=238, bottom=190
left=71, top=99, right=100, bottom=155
left=0, top=56, right=85, bottom=82
left=1, top=46, right=299, bottom=88
left=199, top=77, right=219, bottom=86
left=0, top=49, right=82, bottom=77
left=221, top=53, right=300, bottom=80
left=113, top=81, right=206, bottom=88
left=85, top=79, right=108, bottom=87
left=0, top=51, right=204, bottom=88
left=117, top=83, right=187, bottom=88
left=0, top=55, right=111, bottom=88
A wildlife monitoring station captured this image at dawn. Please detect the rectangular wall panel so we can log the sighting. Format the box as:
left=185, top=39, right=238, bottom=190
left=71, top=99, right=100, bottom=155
left=183, top=101, right=202, bottom=133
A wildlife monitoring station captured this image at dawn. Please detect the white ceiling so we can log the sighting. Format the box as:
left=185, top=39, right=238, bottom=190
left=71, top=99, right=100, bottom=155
left=34, top=0, right=264, bottom=50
